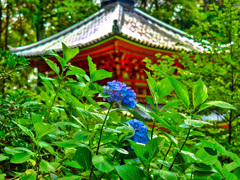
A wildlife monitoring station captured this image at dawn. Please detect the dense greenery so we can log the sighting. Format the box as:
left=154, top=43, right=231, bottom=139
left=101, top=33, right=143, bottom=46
left=0, top=43, right=240, bottom=180
left=144, top=0, right=240, bottom=154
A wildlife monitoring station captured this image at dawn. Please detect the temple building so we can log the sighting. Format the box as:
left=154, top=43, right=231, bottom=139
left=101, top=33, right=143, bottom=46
left=9, top=0, right=203, bottom=102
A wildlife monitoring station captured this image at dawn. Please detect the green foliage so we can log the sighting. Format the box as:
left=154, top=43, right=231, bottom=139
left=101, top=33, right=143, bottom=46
left=1, top=43, right=240, bottom=180
left=144, top=0, right=240, bottom=155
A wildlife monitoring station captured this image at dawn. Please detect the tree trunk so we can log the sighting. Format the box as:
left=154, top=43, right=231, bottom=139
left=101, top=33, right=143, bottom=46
left=204, top=0, right=208, bottom=12
left=36, top=0, right=44, bottom=41
left=3, top=2, right=10, bottom=50
left=154, top=0, right=159, bottom=10
left=0, top=2, right=2, bottom=48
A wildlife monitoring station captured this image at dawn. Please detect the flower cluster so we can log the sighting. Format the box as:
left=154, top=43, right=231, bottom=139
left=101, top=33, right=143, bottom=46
left=103, top=80, right=137, bottom=109
left=126, top=119, right=149, bottom=144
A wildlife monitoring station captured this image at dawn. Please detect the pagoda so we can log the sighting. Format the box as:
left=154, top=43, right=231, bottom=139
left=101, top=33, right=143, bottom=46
left=9, top=0, right=203, bottom=102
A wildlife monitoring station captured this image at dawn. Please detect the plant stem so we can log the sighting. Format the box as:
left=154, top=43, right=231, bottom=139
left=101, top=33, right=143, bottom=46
left=169, top=128, right=191, bottom=171
left=160, top=141, right=173, bottom=169
left=45, top=81, right=61, bottom=121
left=96, top=102, right=113, bottom=155
left=89, top=102, right=113, bottom=180
left=151, top=121, right=155, bottom=140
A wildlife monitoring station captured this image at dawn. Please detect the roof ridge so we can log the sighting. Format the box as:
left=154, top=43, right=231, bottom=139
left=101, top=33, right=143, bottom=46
left=134, top=8, right=186, bottom=36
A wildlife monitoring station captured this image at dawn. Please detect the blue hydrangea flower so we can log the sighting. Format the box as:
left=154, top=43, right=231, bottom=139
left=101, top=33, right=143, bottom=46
left=103, top=80, right=137, bottom=109
left=126, top=119, right=149, bottom=144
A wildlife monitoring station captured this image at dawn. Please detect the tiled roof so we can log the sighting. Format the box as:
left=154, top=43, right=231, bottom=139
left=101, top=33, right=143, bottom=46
left=9, top=3, right=204, bottom=57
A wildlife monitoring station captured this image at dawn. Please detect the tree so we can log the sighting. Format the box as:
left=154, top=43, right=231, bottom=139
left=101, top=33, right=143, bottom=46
left=0, top=0, right=99, bottom=48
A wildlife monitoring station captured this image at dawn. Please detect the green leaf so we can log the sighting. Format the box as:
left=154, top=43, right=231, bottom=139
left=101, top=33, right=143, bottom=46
left=88, top=56, right=112, bottom=82
left=91, top=69, right=112, bottom=82
left=192, top=79, right=208, bottom=110
left=159, top=130, right=178, bottom=147
left=62, top=42, right=79, bottom=62
left=136, top=103, right=151, bottom=114
left=165, top=74, right=190, bottom=108
left=92, top=155, right=114, bottom=173
left=39, top=160, right=55, bottom=173
left=128, top=140, right=147, bottom=163
left=200, top=101, right=237, bottom=111
left=0, top=154, right=9, bottom=161
left=145, top=137, right=165, bottom=161
left=58, top=176, right=82, bottom=180
left=45, top=49, right=66, bottom=70
left=88, top=55, right=96, bottom=77
left=126, top=108, right=146, bottom=122
left=154, top=170, right=178, bottom=180
left=199, top=140, right=227, bottom=155
left=148, top=112, right=171, bottom=130
left=0, top=174, right=6, bottom=180
left=75, top=147, right=92, bottom=170
left=184, top=119, right=212, bottom=128
left=228, top=151, right=240, bottom=166
left=73, top=130, right=95, bottom=142
left=21, top=169, right=37, bottom=180
left=13, top=122, right=35, bottom=141
left=145, top=71, right=159, bottom=102
left=181, top=150, right=202, bottom=162
left=68, top=66, right=86, bottom=77
left=158, top=78, right=174, bottom=99
left=161, top=100, right=183, bottom=111
left=4, top=147, right=22, bottom=155
left=145, top=95, right=155, bottom=109
left=36, top=141, right=56, bottom=156
left=63, top=161, right=83, bottom=169
left=115, top=164, right=146, bottom=180
left=10, top=153, right=31, bottom=164
left=116, top=125, right=135, bottom=142
left=54, top=141, right=83, bottom=148
left=42, top=57, right=60, bottom=75
left=22, top=101, right=43, bottom=108
left=224, top=162, right=239, bottom=172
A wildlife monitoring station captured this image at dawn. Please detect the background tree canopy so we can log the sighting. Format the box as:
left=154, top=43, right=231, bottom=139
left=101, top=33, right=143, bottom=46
left=0, top=0, right=99, bottom=49
left=0, top=0, right=228, bottom=50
